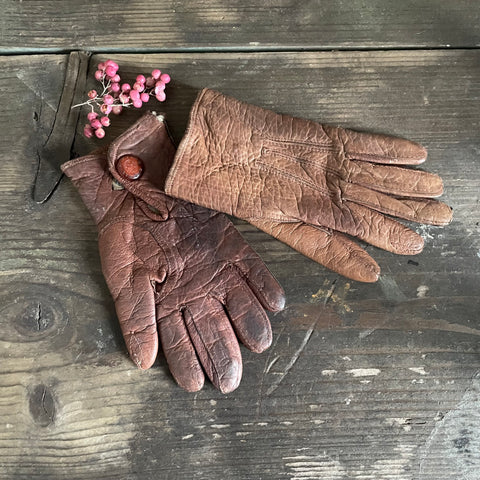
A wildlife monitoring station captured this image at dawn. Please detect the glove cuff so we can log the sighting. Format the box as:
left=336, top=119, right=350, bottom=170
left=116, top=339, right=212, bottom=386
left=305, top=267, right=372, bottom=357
left=61, top=148, right=116, bottom=224
left=164, top=88, right=224, bottom=208
left=107, top=112, right=177, bottom=218
left=164, top=88, right=308, bottom=223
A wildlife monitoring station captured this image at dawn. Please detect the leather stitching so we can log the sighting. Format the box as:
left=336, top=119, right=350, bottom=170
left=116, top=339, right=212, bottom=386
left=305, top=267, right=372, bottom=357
left=346, top=151, right=423, bottom=162
left=181, top=303, right=221, bottom=386
left=263, top=135, right=334, bottom=149
left=261, top=147, right=344, bottom=177
left=255, top=161, right=334, bottom=198
left=98, top=216, right=133, bottom=236
left=343, top=194, right=446, bottom=225
left=352, top=179, right=443, bottom=198
left=227, top=262, right=277, bottom=311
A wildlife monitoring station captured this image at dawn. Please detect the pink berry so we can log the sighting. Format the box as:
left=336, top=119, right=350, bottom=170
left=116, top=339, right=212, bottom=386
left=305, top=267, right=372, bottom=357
left=136, top=74, right=146, bottom=84
left=111, top=83, right=120, bottom=93
left=140, top=92, right=150, bottom=102
left=112, top=74, right=121, bottom=83
left=145, top=76, right=155, bottom=88
left=100, top=116, right=111, bottom=127
left=88, top=89, right=97, bottom=99
left=98, top=62, right=105, bottom=70
left=155, top=91, right=166, bottom=102
left=87, top=112, right=98, bottom=122
left=130, top=90, right=140, bottom=101
left=132, top=99, right=143, bottom=108
left=105, top=66, right=117, bottom=78
left=101, top=104, right=112, bottom=114
left=121, top=83, right=131, bottom=92
left=94, top=70, right=103, bottom=81
left=154, top=84, right=165, bottom=95
left=105, top=60, right=119, bottom=70
left=91, top=119, right=102, bottom=129
left=112, top=105, right=123, bottom=115
left=84, top=124, right=94, bottom=138
left=103, top=95, right=114, bottom=105
left=133, top=82, right=144, bottom=92
left=151, top=69, right=161, bottom=79
left=95, top=128, right=106, bottom=139
left=160, top=73, right=170, bottom=84
left=119, top=93, right=130, bottom=104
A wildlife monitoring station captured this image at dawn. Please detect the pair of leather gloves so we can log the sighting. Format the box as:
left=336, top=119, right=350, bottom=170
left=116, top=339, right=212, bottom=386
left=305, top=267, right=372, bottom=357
left=62, top=89, right=452, bottom=393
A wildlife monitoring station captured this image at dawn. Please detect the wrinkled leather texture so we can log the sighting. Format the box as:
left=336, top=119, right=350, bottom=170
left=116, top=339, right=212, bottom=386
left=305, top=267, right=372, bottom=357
left=165, top=88, right=453, bottom=282
left=61, top=113, right=285, bottom=393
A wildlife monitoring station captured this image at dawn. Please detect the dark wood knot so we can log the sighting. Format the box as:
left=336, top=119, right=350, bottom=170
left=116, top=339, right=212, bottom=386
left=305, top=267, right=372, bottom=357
left=17, top=301, right=54, bottom=335
left=28, top=384, right=56, bottom=427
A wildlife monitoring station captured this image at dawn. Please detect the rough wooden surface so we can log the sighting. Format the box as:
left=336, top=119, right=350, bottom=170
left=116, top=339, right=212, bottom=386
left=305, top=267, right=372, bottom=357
left=0, top=48, right=479, bottom=479
left=2, top=0, right=480, bottom=52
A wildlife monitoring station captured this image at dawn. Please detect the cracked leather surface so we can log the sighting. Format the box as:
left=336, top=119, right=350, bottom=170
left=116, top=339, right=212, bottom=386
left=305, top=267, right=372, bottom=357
left=61, top=112, right=285, bottom=393
left=165, top=88, right=453, bottom=282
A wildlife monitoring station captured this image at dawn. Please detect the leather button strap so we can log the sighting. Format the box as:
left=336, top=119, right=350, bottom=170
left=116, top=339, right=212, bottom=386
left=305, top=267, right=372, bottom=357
left=117, top=155, right=144, bottom=180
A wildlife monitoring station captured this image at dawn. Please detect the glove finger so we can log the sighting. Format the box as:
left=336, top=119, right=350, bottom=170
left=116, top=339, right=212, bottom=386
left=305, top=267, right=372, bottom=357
left=339, top=128, right=427, bottom=165
left=223, top=279, right=273, bottom=353
left=157, top=310, right=205, bottom=392
left=251, top=219, right=380, bottom=283
left=183, top=298, right=243, bottom=394
left=113, top=280, right=159, bottom=370
left=342, top=182, right=453, bottom=226
left=223, top=222, right=286, bottom=312
left=99, top=226, right=158, bottom=370
left=345, top=201, right=425, bottom=255
left=347, top=160, right=444, bottom=197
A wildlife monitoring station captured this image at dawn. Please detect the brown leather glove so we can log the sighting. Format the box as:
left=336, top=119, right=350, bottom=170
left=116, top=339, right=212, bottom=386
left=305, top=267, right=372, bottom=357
left=61, top=112, right=285, bottom=393
left=165, top=88, right=453, bottom=282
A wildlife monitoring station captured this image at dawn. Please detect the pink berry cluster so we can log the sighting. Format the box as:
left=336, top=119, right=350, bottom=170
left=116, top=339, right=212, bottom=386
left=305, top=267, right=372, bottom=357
left=76, top=60, right=171, bottom=138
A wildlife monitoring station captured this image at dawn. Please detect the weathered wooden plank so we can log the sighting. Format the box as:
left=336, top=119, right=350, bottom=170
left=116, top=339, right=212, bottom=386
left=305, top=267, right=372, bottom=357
left=0, top=50, right=479, bottom=479
left=1, top=0, right=480, bottom=51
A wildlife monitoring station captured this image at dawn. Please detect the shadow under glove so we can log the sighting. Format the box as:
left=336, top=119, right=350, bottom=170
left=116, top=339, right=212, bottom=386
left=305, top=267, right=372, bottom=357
left=165, top=88, right=453, bottom=282
left=61, top=112, right=285, bottom=393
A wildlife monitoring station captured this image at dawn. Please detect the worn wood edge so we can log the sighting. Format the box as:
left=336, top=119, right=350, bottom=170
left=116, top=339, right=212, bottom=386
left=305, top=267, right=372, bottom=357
left=1, top=0, right=480, bottom=50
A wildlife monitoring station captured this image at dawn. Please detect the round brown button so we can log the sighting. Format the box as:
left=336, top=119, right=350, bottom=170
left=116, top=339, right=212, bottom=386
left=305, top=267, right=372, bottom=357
left=117, top=155, right=144, bottom=180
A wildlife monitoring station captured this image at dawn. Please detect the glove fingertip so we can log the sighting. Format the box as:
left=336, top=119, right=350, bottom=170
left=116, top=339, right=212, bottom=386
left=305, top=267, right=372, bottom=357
left=217, top=358, right=242, bottom=394
left=167, top=355, right=206, bottom=392
left=176, top=374, right=205, bottom=393
left=438, top=203, right=453, bottom=225
left=410, top=142, right=428, bottom=165
left=133, top=351, right=155, bottom=370
left=429, top=173, right=444, bottom=198
left=264, top=286, right=286, bottom=313
left=395, top=229, right=425, bottom=255
left=126, top=329, right=158, bottom=370
left=355, top=262, right=380, bottom=283
left=240, top=266, right=286, bottom=313
left=250, top=332, right=272, bottom=354
left=325, top=248, right=380, bottom=283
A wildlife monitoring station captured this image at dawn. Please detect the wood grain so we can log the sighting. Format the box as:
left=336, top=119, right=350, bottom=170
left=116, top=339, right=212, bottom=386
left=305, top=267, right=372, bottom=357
left=1, top=0, right=480, bottom=52
left=0, top=50, right=479, bottom=479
